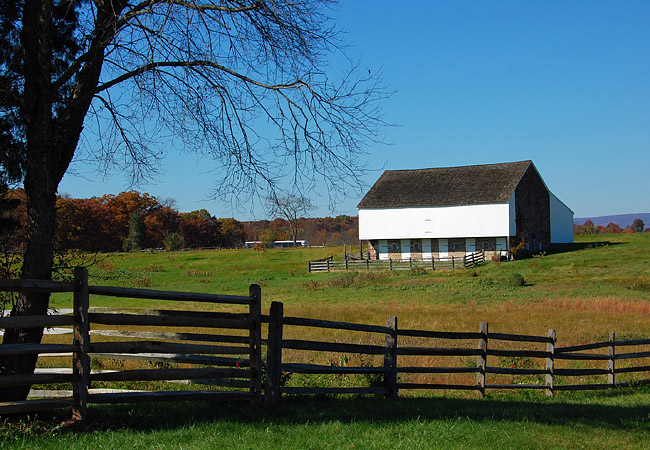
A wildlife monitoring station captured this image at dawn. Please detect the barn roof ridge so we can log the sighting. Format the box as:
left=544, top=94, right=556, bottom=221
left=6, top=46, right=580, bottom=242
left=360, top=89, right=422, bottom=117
left=358, top=160, right=535, bottom=209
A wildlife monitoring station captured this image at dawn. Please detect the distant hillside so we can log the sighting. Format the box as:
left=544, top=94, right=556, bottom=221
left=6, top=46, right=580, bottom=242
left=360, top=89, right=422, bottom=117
left=574, top=213, right=650, bottom=228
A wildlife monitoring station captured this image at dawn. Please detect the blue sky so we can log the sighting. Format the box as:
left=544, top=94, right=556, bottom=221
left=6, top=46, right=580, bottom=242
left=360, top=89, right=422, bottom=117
left=59, top=0, right=650, bottom=220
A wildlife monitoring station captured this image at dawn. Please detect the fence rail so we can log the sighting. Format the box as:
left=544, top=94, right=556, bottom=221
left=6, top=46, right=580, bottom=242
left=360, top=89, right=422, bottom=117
left=3, top=273, right=650, bottom=420
left=263, top=303, right=650, bottom=402
left=0, top=269, right=262, bottom=422
left=308, top=251, right=486, bottom=272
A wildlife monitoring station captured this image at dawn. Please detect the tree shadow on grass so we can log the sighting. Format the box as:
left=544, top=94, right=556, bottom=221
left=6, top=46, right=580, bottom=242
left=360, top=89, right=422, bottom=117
left=67, top=387, right=650, bottom=433
left=547, top=241, right=620, bottom=255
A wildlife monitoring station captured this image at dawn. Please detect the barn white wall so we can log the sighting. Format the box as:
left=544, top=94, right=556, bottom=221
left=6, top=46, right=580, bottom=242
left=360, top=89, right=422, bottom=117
left=359, top=203, right=512, bottom=240
left=550, top=193, right=574, bottom=243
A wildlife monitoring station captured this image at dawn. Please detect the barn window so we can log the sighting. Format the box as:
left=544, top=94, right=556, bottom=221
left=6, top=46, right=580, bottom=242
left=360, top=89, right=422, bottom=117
left=424, top=219, right=432, bottom=234
left=411, top=240, right=421, bottom=252
left=389, top=241, right=400, bottom=253
left=453, top=241, right=461, bottom=251
left=482, top=241, right=491, bottom=251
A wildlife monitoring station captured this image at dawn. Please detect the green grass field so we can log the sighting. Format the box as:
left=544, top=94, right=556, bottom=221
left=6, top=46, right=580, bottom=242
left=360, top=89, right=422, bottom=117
left=3, top=388, right=650, bottom=449
left=50, top=232, right=650, bottom=343
left=4, top=233, right=650, bottom=448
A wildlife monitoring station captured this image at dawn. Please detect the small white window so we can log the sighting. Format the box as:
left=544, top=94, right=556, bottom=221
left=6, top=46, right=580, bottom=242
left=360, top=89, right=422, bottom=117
left=424, top=219, right=432, bottom=234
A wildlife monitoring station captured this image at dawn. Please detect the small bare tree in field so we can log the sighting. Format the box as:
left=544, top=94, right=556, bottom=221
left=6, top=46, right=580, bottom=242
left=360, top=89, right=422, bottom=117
left=269, top=194, right=315, bottom=246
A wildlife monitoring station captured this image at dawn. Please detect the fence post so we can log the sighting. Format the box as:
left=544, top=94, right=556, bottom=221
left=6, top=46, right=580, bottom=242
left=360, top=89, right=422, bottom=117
left=546, top=329, right=556, bottom=397
left=366, top=258, right=370, bottom=270
left=72, top=267, right=89, bottom=423
left=384, top=316, right=398, bottom=399
left=431, top=258, right=435, bottom=270
left=476, top=322, right=488, bottom=398
left=345, top=257, right=349, bottom=271
left=608, top=332, right=616, bottom=387
left=452, top=256, right=455, bottom=269
left=327, top=259, right=330, bottom=273
left=409, top=258, right=412, bottom=269
left=265, top=301, right=284, bottom=404
left=249, top=284, right=263, bottom=403
left=389, top=258, right=392, bottom=271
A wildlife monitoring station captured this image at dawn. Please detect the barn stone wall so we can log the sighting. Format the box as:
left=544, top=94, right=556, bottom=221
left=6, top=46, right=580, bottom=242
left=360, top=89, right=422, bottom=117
left=367, top=240, right=378, bottom=259
left=514, top=165, right=551, bottom=251
left=365, top=237, right=504, bottom=260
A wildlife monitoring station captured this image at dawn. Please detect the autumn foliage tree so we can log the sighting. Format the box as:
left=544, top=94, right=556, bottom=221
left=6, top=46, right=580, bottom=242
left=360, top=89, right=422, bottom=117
left=0, top=189, right=244, bottom=253
left=243, top=215, right=359, bottom=246
left=574, top=219, right=646, bottom=236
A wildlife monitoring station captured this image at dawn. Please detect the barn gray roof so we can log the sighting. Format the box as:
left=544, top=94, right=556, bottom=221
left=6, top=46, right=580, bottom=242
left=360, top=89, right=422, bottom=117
left=358, top=160, right=534, bottom=208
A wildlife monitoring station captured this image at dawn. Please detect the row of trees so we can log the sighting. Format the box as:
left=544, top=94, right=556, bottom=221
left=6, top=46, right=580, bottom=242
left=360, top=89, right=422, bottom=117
left=3, top=189, right=246, bottom=253
left=574, top=218, right=647, bottom=235
left=244, top=215, right=359, bottom=247
left=2, top=189, right=360, bottom=253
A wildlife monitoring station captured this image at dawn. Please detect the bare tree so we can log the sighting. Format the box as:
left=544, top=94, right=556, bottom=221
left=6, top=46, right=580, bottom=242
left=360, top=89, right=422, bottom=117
left=268, top=193, right=315, bottom=246
left=0, top=0, right=389, bottom=401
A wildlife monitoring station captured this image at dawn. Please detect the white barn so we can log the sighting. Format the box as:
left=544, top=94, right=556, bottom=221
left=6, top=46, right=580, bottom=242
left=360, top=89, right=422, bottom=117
left=358, top=161, right=573, bottom=260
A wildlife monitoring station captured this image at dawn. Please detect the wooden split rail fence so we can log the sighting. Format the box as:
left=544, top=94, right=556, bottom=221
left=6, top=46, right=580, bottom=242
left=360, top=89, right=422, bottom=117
left=308, top=251, right=486, bottom=273
left=2, top=272, right=650, bottom=421
left=0, top=268, right=262, bottom=422
left=264, top=302, right=650, bottom=401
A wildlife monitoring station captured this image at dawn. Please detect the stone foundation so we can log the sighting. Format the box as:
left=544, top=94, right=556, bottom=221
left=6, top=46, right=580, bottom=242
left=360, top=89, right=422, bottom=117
left=366, top=237, right=509, bottom=260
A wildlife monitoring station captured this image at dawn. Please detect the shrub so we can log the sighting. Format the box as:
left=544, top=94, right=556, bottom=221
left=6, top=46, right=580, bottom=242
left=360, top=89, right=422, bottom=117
left=510, top=240, right=527, bottom=259
left=410, top=267, right=428, bottom=276
left=504, top=272, right=526, bottom=288
left=622, top=276, right=650, bottom=291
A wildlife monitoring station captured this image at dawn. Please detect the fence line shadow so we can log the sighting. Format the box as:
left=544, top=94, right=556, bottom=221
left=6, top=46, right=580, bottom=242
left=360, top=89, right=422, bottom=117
left=71, top=387, right=650, bottom=432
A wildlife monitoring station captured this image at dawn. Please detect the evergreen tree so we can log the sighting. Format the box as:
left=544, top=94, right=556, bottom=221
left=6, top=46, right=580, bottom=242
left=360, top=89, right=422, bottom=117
left=123, top=211, right=146, bottom=252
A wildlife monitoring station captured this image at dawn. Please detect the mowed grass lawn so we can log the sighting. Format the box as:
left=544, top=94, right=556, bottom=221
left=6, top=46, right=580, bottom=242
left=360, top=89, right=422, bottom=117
left=4, top=233, right=650, bottom=448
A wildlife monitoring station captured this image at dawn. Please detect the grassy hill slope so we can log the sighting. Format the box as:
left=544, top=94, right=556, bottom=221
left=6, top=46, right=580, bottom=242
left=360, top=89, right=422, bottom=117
left=49, top=233, right=650, bottom=344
